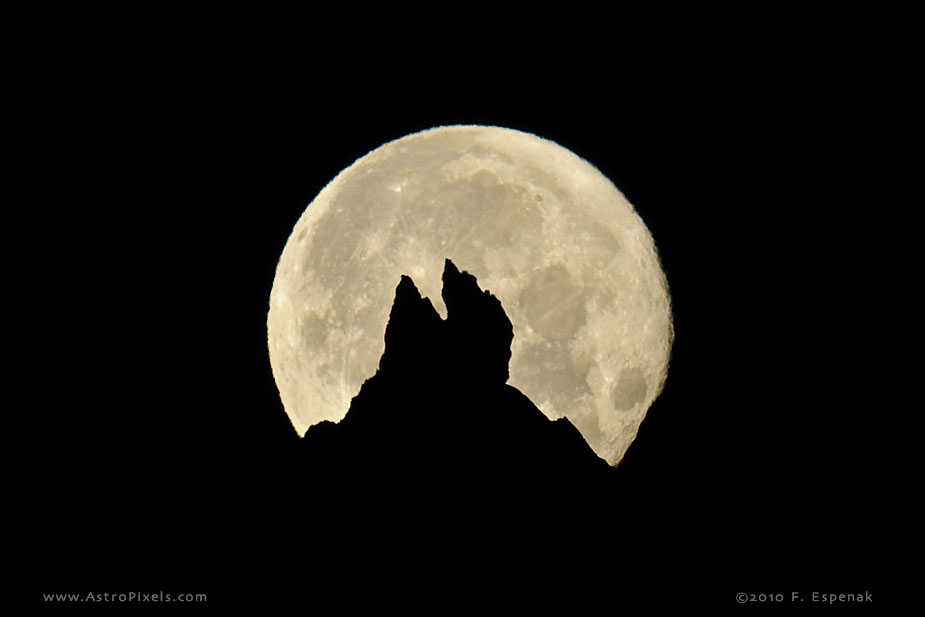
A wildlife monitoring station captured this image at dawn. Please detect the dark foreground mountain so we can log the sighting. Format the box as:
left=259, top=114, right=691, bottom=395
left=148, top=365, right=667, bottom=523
left=298, top=259, right=616, bottom=503
left=249, top=260, right=639, bottom=608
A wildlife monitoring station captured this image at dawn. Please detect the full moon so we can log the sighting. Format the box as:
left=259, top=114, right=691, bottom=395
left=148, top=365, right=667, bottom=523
left=268, top=125, right=672, bottom=466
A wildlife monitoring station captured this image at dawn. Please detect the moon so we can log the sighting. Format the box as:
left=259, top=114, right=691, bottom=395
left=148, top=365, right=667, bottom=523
left=268, top=125, right=672, bottom=466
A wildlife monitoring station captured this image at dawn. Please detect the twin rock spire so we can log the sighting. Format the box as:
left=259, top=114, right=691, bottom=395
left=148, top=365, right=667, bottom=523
left=378, top=258, right=513, bottom=386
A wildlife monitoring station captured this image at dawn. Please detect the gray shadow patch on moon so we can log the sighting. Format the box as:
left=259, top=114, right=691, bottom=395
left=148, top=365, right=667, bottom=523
left=520, top=263, right=587, bottom=341
left=613, top=367, right=649, bottom=411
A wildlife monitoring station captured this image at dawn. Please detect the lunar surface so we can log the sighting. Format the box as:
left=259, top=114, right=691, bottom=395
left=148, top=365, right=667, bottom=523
left=268, top=125, right=673, bottom=465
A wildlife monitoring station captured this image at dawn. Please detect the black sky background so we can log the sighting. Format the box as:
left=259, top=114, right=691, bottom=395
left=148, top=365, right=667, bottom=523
left=16, top=23, right=910, bottom=609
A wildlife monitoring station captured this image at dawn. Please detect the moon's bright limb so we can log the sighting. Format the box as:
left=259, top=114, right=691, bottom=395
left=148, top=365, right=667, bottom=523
left=268, top=125, right=672, bottom=466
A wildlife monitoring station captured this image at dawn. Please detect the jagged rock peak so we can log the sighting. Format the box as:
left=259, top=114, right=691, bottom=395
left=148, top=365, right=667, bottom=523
left=379, top=274, right=442, bottom=377
left=442, top=259, right=494, bottom=320
left=441, top=259, right=513, bottom=384
left=441, top=259, right=510, bottom=326
left=386, top=274, right=441, bottom=327
left=376, top=259, right=515, bottom=385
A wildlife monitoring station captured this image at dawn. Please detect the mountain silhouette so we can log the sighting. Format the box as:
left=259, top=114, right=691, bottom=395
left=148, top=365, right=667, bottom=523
left=244, top=260, right=642, bottom=609
left=297, top=259, right=615, bottom=502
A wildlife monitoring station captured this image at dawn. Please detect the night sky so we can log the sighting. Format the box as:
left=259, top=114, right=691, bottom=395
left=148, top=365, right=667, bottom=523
left=18, top=33, right=903, bottom=609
